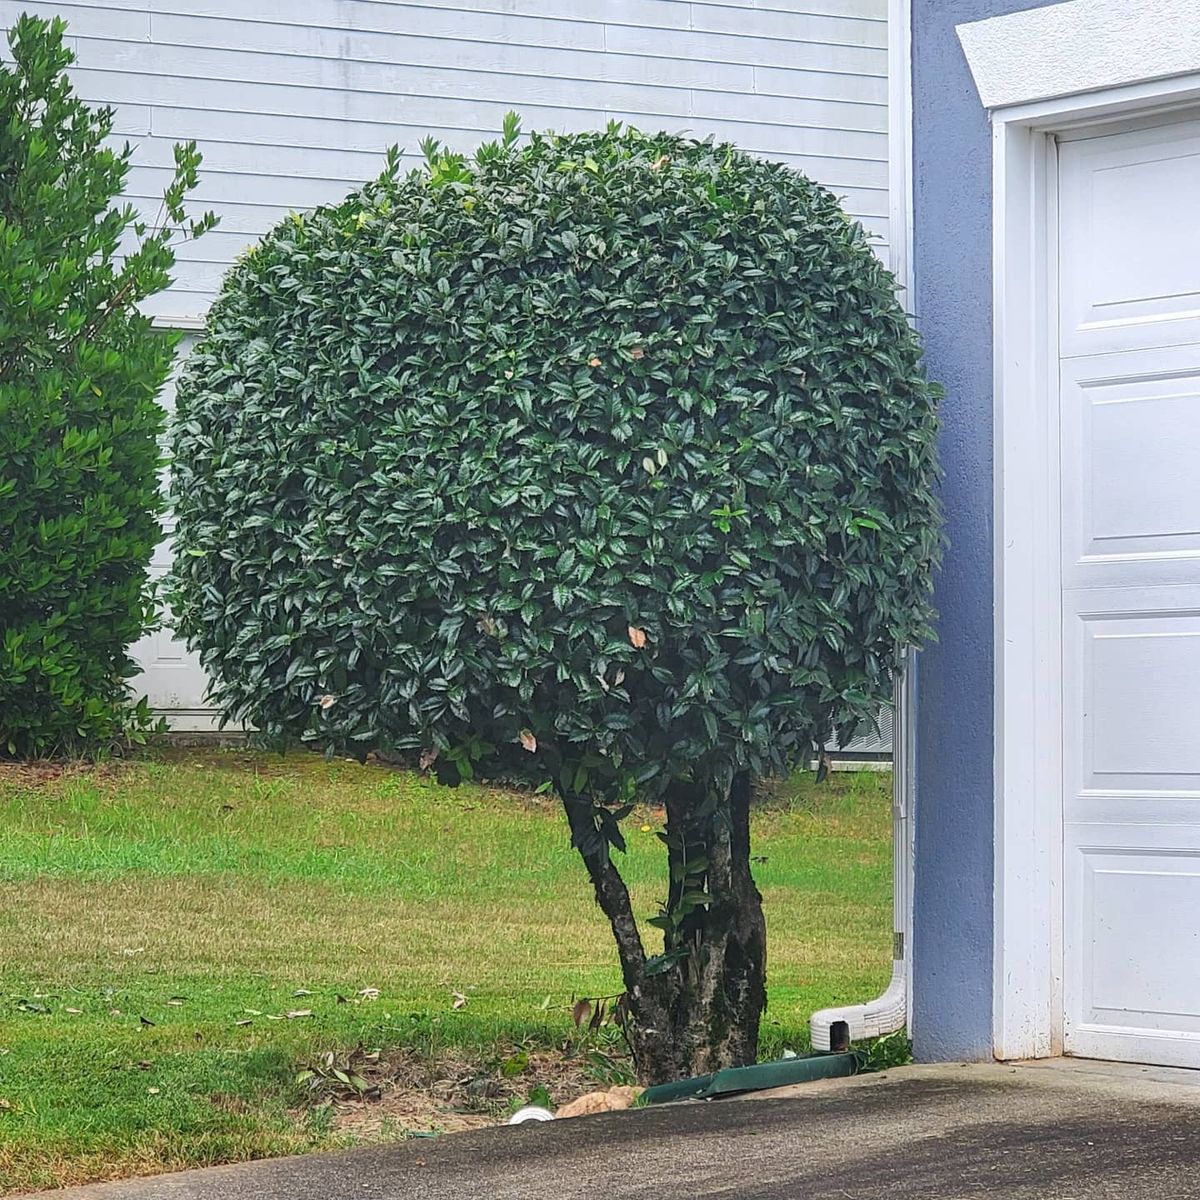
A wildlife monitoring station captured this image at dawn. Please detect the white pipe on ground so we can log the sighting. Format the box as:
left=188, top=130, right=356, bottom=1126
left=810, top=659, right=912, bottom=1052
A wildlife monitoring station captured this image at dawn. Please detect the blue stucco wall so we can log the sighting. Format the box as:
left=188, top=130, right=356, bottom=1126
left=909, top=0, right=1055, bottom=1061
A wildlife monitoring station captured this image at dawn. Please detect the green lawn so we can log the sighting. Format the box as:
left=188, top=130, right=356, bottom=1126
left=0, top=750, right=891, bottom=1193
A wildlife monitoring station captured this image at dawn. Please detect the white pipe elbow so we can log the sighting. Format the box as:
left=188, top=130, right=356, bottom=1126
left=810, top=957, right=907, bottom=1052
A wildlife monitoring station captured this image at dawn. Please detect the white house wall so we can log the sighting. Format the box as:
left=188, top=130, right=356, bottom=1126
left=3, top=0, right=889, bottom=323
left=0, top=0, right=890, bottom=725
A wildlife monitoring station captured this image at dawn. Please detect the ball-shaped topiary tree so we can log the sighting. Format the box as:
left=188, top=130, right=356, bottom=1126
left=170, top=120, right=940, bottom=1083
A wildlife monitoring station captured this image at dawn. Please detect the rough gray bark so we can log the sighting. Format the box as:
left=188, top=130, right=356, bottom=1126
left=563, top=772, right=767, bottom=1085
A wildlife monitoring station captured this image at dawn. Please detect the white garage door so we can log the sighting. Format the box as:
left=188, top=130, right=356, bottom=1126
left=1059, top=114, right=1200, bottom=1066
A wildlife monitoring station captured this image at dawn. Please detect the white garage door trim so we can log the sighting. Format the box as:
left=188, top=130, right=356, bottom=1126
left=962, top=4, right=1200, bottom=1063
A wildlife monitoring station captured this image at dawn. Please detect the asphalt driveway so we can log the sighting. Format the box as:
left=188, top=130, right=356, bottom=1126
left=22, top=1060, right=1200, bottom=1199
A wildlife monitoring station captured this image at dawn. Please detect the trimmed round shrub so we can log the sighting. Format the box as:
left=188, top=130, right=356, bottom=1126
left=170, top=123, right=940, bottom=1080
left=171, top=125, right=939, bottom=780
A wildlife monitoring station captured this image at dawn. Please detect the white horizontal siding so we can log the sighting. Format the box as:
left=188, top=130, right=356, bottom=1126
left=2, top=0, right=889, bottom=322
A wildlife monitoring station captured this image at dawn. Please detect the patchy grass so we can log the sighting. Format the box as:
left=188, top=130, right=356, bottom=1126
left=0, top=750, right=891, bottom=1193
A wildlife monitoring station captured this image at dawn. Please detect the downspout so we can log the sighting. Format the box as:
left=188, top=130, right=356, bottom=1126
left=811, top=656, right=913, bottom=1051
left=811, top=0, right=918, bottom=1056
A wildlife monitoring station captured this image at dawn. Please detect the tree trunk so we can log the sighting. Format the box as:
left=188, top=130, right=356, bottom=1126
left=563, top=771, right=767, bottom=1085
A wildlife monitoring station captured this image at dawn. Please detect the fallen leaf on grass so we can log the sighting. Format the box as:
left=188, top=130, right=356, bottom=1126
left=166, top=998, right=185, bottom=1007
left=451, top=991, right=468, bottom=1011
left=286, top=1010, right=313, bottom=1019
left=64, top=1007, right=82, bottom=1015
left=234, top=1019, right=253, bottom=1027
left=358, top=988, right=381, bottom=1001
left=293, top=989, right=312, bottom=997
left=147, top=1087, right=160, bottom=1096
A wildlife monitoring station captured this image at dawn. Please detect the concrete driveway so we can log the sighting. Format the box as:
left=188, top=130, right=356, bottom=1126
left=22, top=1059, right=1200, bottom=1199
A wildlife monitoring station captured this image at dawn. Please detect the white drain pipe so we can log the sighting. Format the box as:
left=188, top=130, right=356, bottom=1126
left=811, top=658, right=913, bottom=1052
left=509, top=1106, right=555, bottom=1124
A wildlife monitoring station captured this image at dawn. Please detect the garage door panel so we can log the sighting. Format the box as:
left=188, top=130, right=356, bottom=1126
left=1061, top=350, right=1200, bottom=589
left=1067, top=601, right=1200, bottom=796
left=1065, top=839, right=1200, bottom=1065
left=1060, top=119, right=1200, bottom=357
left=1077, top=847, right=1200, bottom=1026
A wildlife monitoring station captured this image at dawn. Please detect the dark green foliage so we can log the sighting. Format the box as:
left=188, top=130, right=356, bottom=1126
left=171, top=119, right=939, bottom=1080
left=171, top=122, right=939, bottom=792
left=0, top=15, right=216, bottom=757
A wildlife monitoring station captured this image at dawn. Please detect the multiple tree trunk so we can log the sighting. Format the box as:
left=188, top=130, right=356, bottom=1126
left=562, top=771, right=767, bottom=1084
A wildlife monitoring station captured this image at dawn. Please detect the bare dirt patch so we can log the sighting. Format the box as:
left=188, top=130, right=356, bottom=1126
left=298, top=1044, right=628, bottom=1141
left=0, top=759, right=109, bottom=788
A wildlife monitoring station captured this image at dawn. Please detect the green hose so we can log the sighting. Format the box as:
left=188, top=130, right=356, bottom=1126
left=641, top=1051, right=862, bottom=1105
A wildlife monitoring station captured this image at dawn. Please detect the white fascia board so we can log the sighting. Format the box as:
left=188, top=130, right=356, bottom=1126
left=958, top=0, right=1200, bottom=111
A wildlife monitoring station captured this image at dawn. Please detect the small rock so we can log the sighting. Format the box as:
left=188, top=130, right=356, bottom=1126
left=556, top=1086, right=643, bottom=1119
